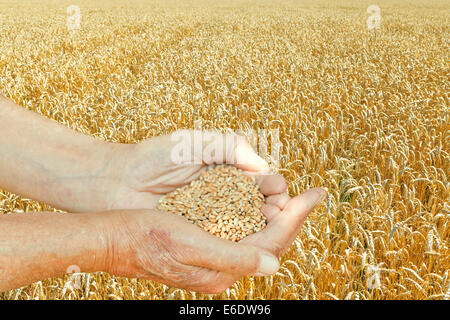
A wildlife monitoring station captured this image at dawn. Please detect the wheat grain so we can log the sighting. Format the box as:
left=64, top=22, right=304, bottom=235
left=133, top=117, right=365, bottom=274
left=157, top=165, right=266, bottom=241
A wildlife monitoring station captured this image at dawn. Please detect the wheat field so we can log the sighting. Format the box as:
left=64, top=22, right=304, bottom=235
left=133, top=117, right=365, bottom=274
left=0, top=0, right=448, bottom=300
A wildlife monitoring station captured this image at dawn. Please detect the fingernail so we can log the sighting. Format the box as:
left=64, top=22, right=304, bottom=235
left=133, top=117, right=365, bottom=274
left=255, top=253, right=280, bottom=276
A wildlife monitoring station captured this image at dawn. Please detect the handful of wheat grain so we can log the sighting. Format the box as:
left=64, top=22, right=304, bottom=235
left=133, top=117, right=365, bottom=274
left=157, top=165, right=267, bottom=242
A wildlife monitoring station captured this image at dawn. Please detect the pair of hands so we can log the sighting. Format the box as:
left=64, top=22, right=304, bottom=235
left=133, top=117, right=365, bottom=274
left=93, top=130, right=327, bottom=293
left=0, top=96, right=326, bottom=293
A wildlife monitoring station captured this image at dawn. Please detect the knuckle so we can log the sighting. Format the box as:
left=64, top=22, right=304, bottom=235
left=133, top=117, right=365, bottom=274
left=272, top=241, right=285, bottom=258
left=246, top=250, right=260, bottom=274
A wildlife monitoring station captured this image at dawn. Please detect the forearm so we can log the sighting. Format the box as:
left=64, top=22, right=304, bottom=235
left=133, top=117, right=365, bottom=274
left=0, top=211, right=109, bottom=292
left=0, top=95, right=127, bottom=212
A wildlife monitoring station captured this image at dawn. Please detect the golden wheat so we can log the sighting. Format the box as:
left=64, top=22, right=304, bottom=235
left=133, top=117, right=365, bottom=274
left=0, top=0, right=448, bottom=300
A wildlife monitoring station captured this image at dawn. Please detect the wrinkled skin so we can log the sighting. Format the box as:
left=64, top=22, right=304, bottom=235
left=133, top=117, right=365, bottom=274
left=0, top=97, right=327, bottom=293
left=96, top=130, right=327, bottom=293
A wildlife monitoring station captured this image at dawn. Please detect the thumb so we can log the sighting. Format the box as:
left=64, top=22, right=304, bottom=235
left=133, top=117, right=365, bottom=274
left=178, top=229, right=280, bottom=276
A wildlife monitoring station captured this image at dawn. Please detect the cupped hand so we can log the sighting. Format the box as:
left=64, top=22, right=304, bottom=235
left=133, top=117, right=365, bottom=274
left=107, top=129, right=283, bottom=210
left=101, top=208, right=280, bottom=293
left=205, top=187, right=327, bottom=292
left=99, top=129, right=327, bottom=293
left=100, top=187, right=327, bottom=294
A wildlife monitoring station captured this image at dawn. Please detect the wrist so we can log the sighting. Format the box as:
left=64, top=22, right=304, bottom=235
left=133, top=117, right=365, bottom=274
left=96, top=209, right=147, bottom=277
left=88, top=141, right=131, bottom=209
left=79, top=211, right=117, bottom=274
left=0, top=96, right=138, bottom=213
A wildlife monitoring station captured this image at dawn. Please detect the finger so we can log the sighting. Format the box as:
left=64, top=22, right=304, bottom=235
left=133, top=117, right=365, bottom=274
left=142, top=266, right=236, bottom=295
left=242, top=188, right=327, bottom=257
left=174, top=225, right=280, bottom=277
left=260, top=203, right=281, bottom=221
left=260, top=193, right=291, bottom=222
left=200, top=130, right=269, bottom=171
left=253, top=173, right=288, bottom=195
left=265, top=192, right=291, bottom=210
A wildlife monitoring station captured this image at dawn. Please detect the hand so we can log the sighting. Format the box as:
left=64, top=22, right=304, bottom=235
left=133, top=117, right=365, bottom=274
left=101, top=186, right=326, bottom=294
left=106, top=129, right=285, bottom=210
left=101, top=208, right=279, bottom=293
left=0, top=97, right=284, bottom=213
left=0, top=97, right=328, bottom=294
left=243, top=187, right=327, bottom=257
